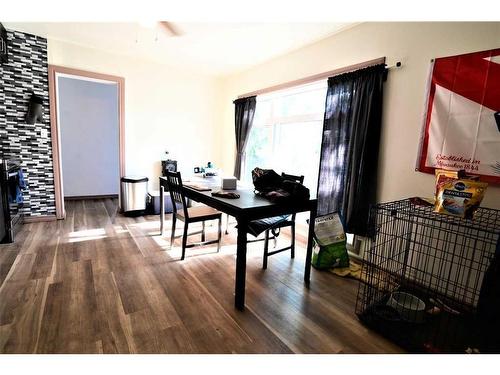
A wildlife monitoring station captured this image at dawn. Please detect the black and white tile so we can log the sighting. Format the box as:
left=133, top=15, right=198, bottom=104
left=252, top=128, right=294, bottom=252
left=0, top=29, right=55, bottom=217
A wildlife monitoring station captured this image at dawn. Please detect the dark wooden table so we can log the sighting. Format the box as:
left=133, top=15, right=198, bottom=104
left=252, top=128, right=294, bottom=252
left=159, top=176, right=317, bottom=311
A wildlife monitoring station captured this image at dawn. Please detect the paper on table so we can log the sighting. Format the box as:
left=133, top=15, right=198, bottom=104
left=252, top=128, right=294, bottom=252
left=183, top=183, right=211, bottom=192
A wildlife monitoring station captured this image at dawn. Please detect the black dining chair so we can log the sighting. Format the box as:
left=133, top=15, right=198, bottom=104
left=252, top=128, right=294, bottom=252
left=246, top=172, right=305, bottom=269
left=164, top=171, right=222, bottom=260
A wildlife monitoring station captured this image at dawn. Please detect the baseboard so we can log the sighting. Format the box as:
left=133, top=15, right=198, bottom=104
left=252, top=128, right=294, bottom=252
left=65, top=194, right=118, bottom=200
left=23, top=215, right=58, bottom=223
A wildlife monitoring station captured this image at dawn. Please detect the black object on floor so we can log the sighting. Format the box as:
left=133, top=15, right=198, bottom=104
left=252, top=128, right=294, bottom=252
left=476, top=236, right=500, bottom=353
left=147, top=190, right=181, bottom=214
left=0, top=159, right=24, bottom=243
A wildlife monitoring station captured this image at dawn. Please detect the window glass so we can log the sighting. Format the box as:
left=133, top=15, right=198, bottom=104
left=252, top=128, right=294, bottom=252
left=243, top=80, right=327, bottom=194
left=274, top=87, right=327, bottom=118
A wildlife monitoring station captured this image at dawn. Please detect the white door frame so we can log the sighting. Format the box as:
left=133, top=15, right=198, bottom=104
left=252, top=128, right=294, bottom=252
left=48, top=65, right=125, bottom=219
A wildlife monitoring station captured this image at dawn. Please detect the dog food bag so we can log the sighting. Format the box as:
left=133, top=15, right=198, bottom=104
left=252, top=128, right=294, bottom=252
left=311, top=213, right=349, bottom=269
left=434, top=178, right=488, bottom=219
left=435, top=169, right=460, bottom=200
left=434, top=169, right=480, bottom=201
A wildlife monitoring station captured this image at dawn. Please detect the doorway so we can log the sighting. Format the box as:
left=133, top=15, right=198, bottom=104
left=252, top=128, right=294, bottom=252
left=49, top=66, right=125, bottom=219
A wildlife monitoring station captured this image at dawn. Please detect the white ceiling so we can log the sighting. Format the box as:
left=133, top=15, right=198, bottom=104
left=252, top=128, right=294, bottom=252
left=4, top=22, right=353, bottom=76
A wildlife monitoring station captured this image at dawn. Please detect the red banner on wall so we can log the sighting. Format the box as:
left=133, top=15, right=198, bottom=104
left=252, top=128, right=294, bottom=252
left=417, top=48, right=500, bottom=184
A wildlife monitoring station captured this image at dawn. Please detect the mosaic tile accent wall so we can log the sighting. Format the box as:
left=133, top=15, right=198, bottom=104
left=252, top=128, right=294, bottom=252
left=0, top=29, right=55, bottom=217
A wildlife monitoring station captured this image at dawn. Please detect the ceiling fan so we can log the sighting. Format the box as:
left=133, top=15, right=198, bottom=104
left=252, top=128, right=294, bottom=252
left=135, top=21, right=183, bottom=44
left=158, top=21, right=182, bottom=37
left=138, top=21, right=183, bottom=37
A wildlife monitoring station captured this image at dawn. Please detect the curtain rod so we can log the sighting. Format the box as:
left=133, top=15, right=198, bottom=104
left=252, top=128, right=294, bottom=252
left=238, top=56, right=386, bottom=99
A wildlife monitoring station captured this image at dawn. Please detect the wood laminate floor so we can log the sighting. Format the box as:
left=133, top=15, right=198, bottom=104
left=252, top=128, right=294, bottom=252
left=0, top=199, right=401, bottom=354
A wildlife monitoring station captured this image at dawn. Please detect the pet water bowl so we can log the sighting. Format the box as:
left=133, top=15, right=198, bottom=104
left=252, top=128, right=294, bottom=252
left=387, top=292, right=426, bottom=323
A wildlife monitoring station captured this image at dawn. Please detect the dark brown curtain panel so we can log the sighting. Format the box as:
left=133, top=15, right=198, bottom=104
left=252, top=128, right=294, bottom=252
left=233, top=96, right=256, bottom=179
left=317, top=64, right=386, bottom=236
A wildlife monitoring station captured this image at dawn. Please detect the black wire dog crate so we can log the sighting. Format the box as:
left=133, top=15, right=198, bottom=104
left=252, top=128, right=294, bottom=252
left=355, top=198, right=500, bottom=353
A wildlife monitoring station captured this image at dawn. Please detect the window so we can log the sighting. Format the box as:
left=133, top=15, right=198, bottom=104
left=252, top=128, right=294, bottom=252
left=243, top=80, right=327, bottom=194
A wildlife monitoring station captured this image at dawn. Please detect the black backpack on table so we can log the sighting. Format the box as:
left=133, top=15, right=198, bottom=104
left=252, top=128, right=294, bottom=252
left=251, top=167, right=309, bottom=203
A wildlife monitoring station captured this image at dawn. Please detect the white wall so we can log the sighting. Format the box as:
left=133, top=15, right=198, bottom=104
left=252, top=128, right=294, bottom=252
left=58, top=76, right=119, bottom=197
left=216, top=22, right=500, bottom=209
left=48, top=39, right=220, bottom=191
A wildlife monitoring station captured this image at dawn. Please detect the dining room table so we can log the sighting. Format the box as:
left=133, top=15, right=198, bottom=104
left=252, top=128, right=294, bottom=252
left=159, top=175, right=317, bottom=311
